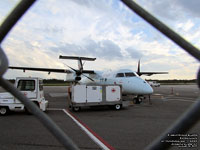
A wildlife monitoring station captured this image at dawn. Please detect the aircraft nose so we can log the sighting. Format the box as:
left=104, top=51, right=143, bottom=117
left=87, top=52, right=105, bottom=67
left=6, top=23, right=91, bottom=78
left=144, top=82, right=153, bottom=94
left=125, top=78, right=154, bottom=95
left=139, top=80, right=153, bottom=95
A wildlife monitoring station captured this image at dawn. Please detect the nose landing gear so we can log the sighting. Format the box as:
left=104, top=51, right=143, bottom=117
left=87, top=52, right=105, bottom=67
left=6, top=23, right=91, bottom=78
left=133, top=96, right=143, bottom=104
left=133, top=95, right=152, bottom=104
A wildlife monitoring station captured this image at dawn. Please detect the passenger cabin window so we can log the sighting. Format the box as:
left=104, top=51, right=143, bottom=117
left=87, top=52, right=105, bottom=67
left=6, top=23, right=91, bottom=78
left=125, top=72, right=136, bottom=77
left=116, top=73, right=124, bottom=78
left=17, top=80, right=35, bottom=91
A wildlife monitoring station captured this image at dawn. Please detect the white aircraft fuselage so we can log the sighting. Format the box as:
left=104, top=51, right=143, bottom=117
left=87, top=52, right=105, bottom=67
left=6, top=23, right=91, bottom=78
left=79, top=69, right=153, bottom=96
left=9, top=55, right=164, bottom=97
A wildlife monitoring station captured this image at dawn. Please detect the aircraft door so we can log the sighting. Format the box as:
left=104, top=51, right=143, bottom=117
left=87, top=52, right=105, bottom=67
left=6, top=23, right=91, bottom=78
left=115, top=73, right=124, bottom=85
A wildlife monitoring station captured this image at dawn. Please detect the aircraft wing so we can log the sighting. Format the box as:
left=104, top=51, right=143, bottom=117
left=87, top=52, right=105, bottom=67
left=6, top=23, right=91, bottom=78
left=9, top=66, right=96, bottom=74
left=137, top=72, right=168, bottom=76
left=137, top=60, right=168, bottom=76
left=9, top=66, right=72, bottom=74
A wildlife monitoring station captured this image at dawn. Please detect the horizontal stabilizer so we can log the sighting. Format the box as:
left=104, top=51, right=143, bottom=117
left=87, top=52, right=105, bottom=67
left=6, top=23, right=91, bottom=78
left=59, top=55, right=96, bottom=61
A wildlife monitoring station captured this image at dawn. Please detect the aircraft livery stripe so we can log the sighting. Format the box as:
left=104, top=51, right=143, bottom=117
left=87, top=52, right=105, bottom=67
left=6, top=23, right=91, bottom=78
left=63, top=109, right=115, bottom=150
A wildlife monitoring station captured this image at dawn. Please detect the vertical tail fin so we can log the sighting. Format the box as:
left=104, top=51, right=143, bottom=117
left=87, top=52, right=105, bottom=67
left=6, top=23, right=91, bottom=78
left=77, top=59, right=83, bottom=72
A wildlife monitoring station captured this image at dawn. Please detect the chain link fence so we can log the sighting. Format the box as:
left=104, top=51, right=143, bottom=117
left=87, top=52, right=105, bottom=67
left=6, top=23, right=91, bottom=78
left=0, top=0, right=199, bottom=149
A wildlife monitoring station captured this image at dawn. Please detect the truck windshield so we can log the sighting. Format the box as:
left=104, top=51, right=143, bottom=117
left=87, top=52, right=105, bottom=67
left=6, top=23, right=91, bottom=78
left=17, top=80, right=35, bottom=91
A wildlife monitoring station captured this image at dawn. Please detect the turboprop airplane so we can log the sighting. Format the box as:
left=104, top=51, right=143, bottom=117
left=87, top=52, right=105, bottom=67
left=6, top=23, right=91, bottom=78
left=9, top=55, right=168, bottom=103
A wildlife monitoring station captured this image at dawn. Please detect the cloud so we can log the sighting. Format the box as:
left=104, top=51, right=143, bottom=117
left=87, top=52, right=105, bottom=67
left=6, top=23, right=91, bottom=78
left=125, top=48, right=144, bottom=59
left=69, top=0, right=112, bottom=11
left=135, top=0, right=181, bottom=21
left=136, top=0, right=200, bottom=21
left=1, top=0, right=199, bottom=80
left=51, top=38, right=123, bottom=60
left=176, top=0, right=200, bottom=18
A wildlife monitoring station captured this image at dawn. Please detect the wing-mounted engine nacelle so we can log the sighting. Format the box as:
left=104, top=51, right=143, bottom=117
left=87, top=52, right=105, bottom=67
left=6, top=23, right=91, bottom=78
left=75, top=76, right=81, bottom=81
left=66, top=73, right=81, bottom=82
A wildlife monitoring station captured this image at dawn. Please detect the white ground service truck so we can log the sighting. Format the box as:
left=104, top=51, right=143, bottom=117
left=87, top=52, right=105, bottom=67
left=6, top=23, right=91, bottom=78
left=148, top=81, right=160, bottom=87
left=68, top=84, right=122, bottom=111
left=0, top=77, right=48, bottom=115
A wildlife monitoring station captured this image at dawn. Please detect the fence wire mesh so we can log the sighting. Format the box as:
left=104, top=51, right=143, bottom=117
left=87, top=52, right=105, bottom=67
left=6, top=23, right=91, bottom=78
left=122, top=1, right=200, bottom=149
left=0, top=0, right=79, bottom=150
left=0, top=0, right=199, bottom=150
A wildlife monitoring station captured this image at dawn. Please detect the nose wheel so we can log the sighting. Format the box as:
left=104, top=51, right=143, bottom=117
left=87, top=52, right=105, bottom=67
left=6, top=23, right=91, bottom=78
left=133, top=95, right=152, bottom=104
left=133, top=96, right=143, bottom=104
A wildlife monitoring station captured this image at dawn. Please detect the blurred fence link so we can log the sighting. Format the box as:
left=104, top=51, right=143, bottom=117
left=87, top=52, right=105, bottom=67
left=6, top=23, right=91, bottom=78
left=0, top=0, right=79, bottom=149
left=121, top=0, right=200, bottom=150
left=0, top=0, right=199, bottom=150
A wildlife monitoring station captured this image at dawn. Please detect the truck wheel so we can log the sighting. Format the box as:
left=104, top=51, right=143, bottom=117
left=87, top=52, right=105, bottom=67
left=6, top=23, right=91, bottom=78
left=0, top=107, right=9, bottom=115
left=73, top=107, right=80, bottom=112
left=115, top=104, right=121, bottom=110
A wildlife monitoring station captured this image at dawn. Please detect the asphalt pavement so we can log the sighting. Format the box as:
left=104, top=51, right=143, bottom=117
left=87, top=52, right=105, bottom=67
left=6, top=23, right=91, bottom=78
left=0, top=84, right=199, bottom=150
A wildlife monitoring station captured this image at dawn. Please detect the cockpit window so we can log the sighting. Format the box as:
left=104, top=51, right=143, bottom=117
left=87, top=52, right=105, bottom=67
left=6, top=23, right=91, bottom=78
left=125, top=72, right=136, bottom=77
left=116, top=73, right=124, bottom=77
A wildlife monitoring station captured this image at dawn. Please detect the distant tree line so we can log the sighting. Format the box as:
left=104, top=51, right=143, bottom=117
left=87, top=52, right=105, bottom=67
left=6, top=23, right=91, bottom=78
left=7, top=79, right=67, bottom=84
left=146, top=79, right=197, bottom=84
left=8, top=78, right=197, bottom=85
left=43, top=79, right=66, bottom=84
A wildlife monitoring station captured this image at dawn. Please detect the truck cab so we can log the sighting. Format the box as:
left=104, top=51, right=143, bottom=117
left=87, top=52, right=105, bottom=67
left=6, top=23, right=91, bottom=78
left=148, top=81, right=160, bottom=87
left=0, top=77, right=48, bottom=115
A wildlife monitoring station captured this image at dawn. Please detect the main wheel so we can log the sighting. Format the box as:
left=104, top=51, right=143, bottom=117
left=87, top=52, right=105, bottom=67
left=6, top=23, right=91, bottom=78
left=115, top=104, right=121, bottom=110
left=133, top=97, right=142, bottom=104
left=0, top=107, right=9, bottom=115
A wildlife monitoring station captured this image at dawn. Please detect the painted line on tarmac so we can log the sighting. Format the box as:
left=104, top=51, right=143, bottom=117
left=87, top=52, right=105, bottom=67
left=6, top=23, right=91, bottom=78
left=172, top=99, right=196, bottom=103
left=63, top=109, right=115, bottom=150
left=165, top=99, right=196, bottom=103
left=47, top=108, right=63, bottom=111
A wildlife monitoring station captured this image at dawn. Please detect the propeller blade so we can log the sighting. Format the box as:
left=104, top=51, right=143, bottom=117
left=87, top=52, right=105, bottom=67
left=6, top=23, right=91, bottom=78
left=137, top=59, right=141, bottom=76
left=63, top=63, right=94, bottom=82
left=82, top=74, right=94, bottom=82
left=63, top=63, right=78, bottom=73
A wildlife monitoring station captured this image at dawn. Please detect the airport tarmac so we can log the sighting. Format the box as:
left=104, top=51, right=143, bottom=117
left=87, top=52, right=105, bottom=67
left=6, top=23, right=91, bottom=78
left=0, top=84, right=200, bottom=150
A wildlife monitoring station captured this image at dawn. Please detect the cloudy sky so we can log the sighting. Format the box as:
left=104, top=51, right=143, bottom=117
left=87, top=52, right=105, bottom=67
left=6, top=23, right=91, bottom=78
left=0, top=0, right=200, bottom=80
